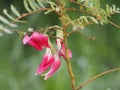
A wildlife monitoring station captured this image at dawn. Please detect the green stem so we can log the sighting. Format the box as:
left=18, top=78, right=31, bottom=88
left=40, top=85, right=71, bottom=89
left=66, top=58, right=75, bottom=90
left=108, top=20, right=120, bottom=29
left=63, top=25, right=75, bottom=90
left=5, top=8, right=51, bottom=28
left=76, top=67, right=120, bottom=90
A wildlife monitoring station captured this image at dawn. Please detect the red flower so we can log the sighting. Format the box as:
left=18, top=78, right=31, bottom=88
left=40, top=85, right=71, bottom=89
left=57, top=39, right=72, bottom=59
left=23, top=32, right=49, bottom=50
left=35, top=48, right=54, bottom=75
left=35, top=48, right=61, bottom=80
left=60, top=43, right=72, bottom=59
left=44, top=54, right=61, bottom=80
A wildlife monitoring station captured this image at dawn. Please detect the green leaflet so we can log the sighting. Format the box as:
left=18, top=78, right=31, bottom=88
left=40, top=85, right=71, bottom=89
left=32, top=0, right=41, bottom=9
left=10, top=5, right=21, bottom=17
left=3, top=9, right=26, bottom=23
left=0, top=24, right=12, bottom=34
left=3, top=9, right=15, bottom=20
left=24, top=0, right=43, bottom=11
left=24, top=0, right=32, bottom=12
left=36, top=0, right=45, bottom=8
left=0, top=15, right=17, bottom=27
left=28, top=0, right=37, bottom=10
left=93, top=0, right=100, bottom=9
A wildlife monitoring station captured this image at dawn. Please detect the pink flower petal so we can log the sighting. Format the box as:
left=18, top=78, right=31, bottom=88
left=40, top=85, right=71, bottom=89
left=23, top=35, right=30, bottom=44
left=35, top=48, right=54, bottom=75
left=44, top=55, right=61, bottom=80
left=28, top=39, right=43, bottom=50
left=23, top=32, right=49, bottom=50
left=68, top=49, right=72, bottom=58
left=37, top=35, right=50, bottom=48
left=56, top=39, right=72, bottom=59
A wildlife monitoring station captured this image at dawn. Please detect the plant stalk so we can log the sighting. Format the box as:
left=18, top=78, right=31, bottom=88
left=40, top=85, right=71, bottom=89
left=76, top=67, right=120, bottom=90
left=63, top=25, right=75, bottom=90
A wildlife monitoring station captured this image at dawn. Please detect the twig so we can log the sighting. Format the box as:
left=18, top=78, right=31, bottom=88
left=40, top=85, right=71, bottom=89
left=66, top=58, right=75, bottom=90
left=63, top=25, right=75, bottom=90
left=78, top=31, right=96, bottom=41
left=76, top=67, right=120, bottom=90
left=108, top=20, right=120, bottom=29
left=68, top=29, right=96, bottom=41
left=69, top=0, right=87, bottom=8
left=65, top=8, right=96, bottom=17
left=4, top=8, right=51, bottom=29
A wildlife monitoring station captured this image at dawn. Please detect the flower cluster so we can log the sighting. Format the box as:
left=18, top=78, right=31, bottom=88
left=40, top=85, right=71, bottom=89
left=23, top=32, right=72, bottom=80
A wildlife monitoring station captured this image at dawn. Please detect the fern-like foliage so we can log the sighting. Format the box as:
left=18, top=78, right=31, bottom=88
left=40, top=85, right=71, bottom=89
left=0, top=4, right=25, bottom=35
left=23, top=0, right=46, bottom=12
left=69, top=0, right=120, bottom=29
left=0, top=0, right=58, bottom=35
left=0, top=0, right=120, bottom=36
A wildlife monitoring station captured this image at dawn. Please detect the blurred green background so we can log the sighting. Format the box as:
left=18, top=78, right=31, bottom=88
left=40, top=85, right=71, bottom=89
left=0, top=0, right=120, bottom=90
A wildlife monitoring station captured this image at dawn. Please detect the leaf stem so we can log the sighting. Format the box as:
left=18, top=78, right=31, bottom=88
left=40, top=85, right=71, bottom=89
left=108, top=20, right=120, bottom=29
left=69, top=0, right=87, bottom=8
left=4, top=8, right=51, bottom=28
left=63, top=25, right=75, bottom=90
left=76, top=67, right=120, bottom=90
left=65, top=8, right=96, bottom=16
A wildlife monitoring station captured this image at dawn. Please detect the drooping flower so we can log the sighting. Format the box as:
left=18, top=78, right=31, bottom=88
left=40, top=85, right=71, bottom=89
left=60, top=42, right=72, bottom=59
left=23, top=32, right=49, bottom=50
left=57, top=39, right=72, bottom=59
left=35, top=48, right=61, bottom=80
left=35, top=48, right=54, bottom=75
left=44, top=54, right=61, bottom=80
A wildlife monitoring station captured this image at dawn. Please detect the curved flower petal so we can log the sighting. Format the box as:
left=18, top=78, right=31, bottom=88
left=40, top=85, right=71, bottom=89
left=57, top=39, right=72, bottom=59
left=23, top=35, right=30, bottom=44
left=23, top=32, right=49, bottom=50
left=35, top=48, right=54, bottom=75
left=68, top=49, right=72, bottom=58
left=44, top=55, right=61, bottom=80
left=28, top=39, right=43, bottom=50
